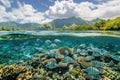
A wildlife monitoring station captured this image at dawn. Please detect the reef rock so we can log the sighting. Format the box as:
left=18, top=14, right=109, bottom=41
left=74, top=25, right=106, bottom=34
left=58, top=61, right=68, bottom=67
left=45, top=61, right=58, bottom=69
left=85, top=67, right=101, bottom=79
left=63, top=56, right=74, bottom=64
left=59, top=47, right=71, bottom=56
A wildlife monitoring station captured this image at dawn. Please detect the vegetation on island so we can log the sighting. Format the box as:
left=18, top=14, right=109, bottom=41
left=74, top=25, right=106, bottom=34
left=0, top=16, right=120, bottom=31
left=62, top=17, right=120, bottom=30
left=0, top=27, right=21, bottom=31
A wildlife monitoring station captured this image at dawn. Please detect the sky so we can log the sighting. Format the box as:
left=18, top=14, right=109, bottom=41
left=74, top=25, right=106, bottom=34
left=0, top=0, right=120, bottom=24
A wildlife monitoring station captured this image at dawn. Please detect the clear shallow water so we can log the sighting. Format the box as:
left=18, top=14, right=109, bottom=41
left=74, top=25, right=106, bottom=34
left=0, top=31, right=120, bottom=80
left=0, top=31, right=120, bottom=64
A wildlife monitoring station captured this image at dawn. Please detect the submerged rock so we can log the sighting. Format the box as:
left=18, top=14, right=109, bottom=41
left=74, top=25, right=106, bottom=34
left=85, top=56, right=95, bottom=61
left=43, top=58, right=56, bottom=64
left=55, top=53, right=64, bottom=59
left=92, top=48, right=101, bottom=57
left=48, top=52, right=58, bottom=58
left=76, top=49, right=81, bottom=54
left=73, top=44, right=88, bottom=56
left=63, top=56, right=74, bottom=64
left=58, top=61, right=68, bottom=67
left=112, top=55, right=120, bottom=61
left=59, top=47, right=71, bottom=56
left=85, top=67, right=101, bottom=79
left=85, top=67, right=100, bottom=74
left=45, top=61, right=58, bottom=69
left=81, top=61, right=92, bottom=69
left=92, top=61, right=105, bottom=68
left=75, top=49, right=88, bottom=56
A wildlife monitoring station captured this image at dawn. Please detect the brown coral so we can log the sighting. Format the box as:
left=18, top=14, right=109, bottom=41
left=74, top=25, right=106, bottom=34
left=102, top=68, right=120, bottom=80
left=0, top=65, right=26, bottom=79
left=0, top=64, right=34, bottom=80
left=17, top=70, right=33, bottom=80
left=59, top=47, right=72, bottom=56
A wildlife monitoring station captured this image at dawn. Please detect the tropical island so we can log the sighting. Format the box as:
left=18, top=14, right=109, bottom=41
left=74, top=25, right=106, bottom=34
left=0, top=16, right=120, bottom=31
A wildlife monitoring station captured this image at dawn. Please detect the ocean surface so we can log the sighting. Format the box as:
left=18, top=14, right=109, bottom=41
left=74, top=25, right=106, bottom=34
left=0, top=31, right=120, bottom=80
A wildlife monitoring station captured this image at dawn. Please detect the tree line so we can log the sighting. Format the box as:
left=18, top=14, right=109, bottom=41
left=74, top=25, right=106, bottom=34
left=62, top=17, right=120, bottom=30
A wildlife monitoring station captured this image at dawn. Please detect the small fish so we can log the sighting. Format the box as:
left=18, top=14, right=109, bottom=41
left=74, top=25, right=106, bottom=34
left=45, top=40, right=51, bottom=44
left=54, top=39, right=61, bottom=43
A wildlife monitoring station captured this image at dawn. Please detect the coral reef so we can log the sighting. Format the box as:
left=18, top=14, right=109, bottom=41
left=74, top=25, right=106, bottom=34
left=0, top=43, right=120, bottom=80
left=0, top=65, right=33, bottom=80
left=102, top=68, right=120, bottom=80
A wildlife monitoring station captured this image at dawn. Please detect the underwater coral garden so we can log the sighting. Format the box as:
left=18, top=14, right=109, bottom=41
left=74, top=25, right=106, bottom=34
left=0, top=43, right=120, bottom=80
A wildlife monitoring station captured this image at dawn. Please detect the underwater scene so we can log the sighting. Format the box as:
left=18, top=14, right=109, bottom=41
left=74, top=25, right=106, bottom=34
left=0, top=31, right=120, bottom=80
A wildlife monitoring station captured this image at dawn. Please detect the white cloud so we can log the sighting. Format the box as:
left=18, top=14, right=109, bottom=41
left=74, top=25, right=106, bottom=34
left=0, top=0, right=120, bottom=24
left=45, top=0, right=120, bottom=20
left=45, top=0, right=77, bottom=18
left=0, top=0, right=12, bottom=8
left=10, top=3, right=51, bottom=24
left=99, top=0, right=120, bottom=19
left=0, top=5, right=8, bottom=22
left=0, top=1, right=51, bottom=24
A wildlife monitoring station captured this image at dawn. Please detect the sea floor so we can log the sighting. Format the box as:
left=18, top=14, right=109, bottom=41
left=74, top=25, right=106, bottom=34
left=0, top=31, right=120, bottom=80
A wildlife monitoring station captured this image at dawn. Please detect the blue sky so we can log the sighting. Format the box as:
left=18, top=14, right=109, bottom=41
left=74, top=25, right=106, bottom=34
left=0, top=0, right=120, bottom=24
left=9, top=0, right=109, bottom=12
left=19, top=0, right=102, bottom=11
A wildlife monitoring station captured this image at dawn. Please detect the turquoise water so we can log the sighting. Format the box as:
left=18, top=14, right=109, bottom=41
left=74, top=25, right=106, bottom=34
left=0, top=31, right=120, bottom=64
left=0, top=34, right=120, bottom=64
left=0, top=31, right=120, bottom=80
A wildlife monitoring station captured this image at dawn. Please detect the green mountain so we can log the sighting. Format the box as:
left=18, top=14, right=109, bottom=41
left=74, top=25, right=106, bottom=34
left=39, top=17, right=91, bottom=30
left=91, top=18, right=100, bottom=23
left=51, top=17, right=90, bottom=28
left=1, top=16, right=119, bottom=31
left=0, top=22, right=40, bottom=30
left=0, top=17, right=94, bottom=30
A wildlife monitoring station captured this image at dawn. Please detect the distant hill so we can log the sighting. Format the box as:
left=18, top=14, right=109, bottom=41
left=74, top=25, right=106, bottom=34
left=40, top=17, right=92, bottom=29
left=91, top=18, right=100, bottom=23
left=42, top=17, right=90, bottom=28
left=51, top=17, right=90, bottom=28
left=0, top=22, right=40, bottom=30
left=0, top=17, right=93, bottom=30
left=0, top=16, right=120, bottom=31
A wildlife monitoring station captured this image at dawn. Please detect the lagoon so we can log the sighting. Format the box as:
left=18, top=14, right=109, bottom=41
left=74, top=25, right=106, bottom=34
left=0, top=31, right=120, bottom=80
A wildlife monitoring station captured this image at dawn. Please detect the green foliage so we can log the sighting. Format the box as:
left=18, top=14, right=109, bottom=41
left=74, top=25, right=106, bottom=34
left=62, top=25, right=94, bottom=30
left=104, top=17, right=120, bottom=30
left=94, top=17, right=120, bottom=30
left=61, top=16, right=120, bottom=31
left=0, top=27, right=21, bottom=31
left=94, top=19, right=106, bottom=30
left=0, top=16, right=120, bottom=31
